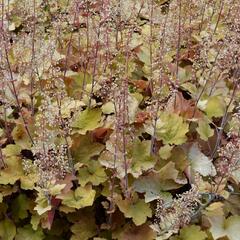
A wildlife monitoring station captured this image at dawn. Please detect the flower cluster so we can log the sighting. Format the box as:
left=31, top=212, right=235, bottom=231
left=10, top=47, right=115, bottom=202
left=31, top=89, right=72, bottom=187
left=153, top=185, right=200, bottom=238
left=215, top=135, right=240, bottom=178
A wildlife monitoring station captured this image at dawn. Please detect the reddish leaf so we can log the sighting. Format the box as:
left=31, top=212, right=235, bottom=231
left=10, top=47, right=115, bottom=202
left=44, top=209, right=55, bottom=230
left=131, top=80, right=148, bottom=91
left=91, top=127, right=112, bottom=143
left=135, top=111, right=150, bottom=124
left=169, top=93, right=203, bottom=119
left=51, top=197, right=61, bottom=208
left=56, top=174, right=76, bottom=194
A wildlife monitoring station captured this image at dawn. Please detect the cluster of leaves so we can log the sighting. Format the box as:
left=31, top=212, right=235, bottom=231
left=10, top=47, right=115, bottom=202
left=0, top=0, right=240, bottom=239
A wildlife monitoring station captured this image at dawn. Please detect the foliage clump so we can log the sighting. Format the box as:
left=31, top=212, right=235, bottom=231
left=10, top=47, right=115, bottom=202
left=0, top=0, right=240, bottom=239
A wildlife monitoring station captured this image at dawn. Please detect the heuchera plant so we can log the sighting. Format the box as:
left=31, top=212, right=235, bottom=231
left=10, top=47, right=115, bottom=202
left=0, top=0, right=239, bottom=239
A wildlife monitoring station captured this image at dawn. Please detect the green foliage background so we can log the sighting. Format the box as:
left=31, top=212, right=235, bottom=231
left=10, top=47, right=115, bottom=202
left=0, top=0, right=240, bottom=239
